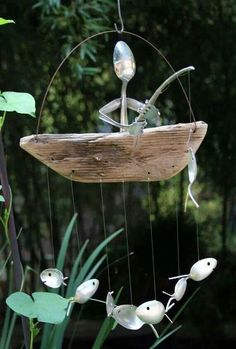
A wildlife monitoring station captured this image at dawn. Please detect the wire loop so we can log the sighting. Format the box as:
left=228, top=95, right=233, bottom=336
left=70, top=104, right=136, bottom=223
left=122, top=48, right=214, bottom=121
left=114, top=0, right=124, bottom=34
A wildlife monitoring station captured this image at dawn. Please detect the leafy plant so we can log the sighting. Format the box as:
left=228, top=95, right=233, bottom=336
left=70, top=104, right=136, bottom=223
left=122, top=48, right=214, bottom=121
left=4, top=213, right=124, bottom=348
left=40, top=214, right=123, bottom=349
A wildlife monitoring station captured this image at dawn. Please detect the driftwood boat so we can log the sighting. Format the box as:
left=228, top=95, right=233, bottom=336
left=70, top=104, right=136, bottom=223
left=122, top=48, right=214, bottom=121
left=20, top=121, right=207, bottom=183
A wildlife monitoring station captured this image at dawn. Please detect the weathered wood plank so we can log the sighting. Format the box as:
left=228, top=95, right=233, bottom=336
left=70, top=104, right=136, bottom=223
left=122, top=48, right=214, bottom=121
left=20, top=121, right=207, bottom=183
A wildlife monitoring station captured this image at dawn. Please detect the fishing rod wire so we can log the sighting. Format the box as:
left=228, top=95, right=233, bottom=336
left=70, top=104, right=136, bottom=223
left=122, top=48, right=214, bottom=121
left=196, top=209, right=200, bottom=260
left=70, top=181, right=81, bottom=261
left=100, top=179, right=111, bottom=291
left=122, top=180, right=133, bottom=304
left=175, top=176, right=180, bottom=275
left=187, top=71, right=200, bottom=260
left=46, top=168, right=55, bottom=267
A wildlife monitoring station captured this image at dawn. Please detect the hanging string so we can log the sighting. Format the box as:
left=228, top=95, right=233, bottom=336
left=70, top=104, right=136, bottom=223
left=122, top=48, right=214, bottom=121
left=100, top=179, right=111, bottom=291
left=122, top=180, right=133, bottom=304
left=175, top=177, right=180, bottom=275
left=46, top=168, right=55, bottom=267
left=188, top=70, right=200, bottom=260
left=70, top=181, right=81, bottom=255
left=147, top=179, right=157, bottom=299
left=196, top=209, right=200, bottom=260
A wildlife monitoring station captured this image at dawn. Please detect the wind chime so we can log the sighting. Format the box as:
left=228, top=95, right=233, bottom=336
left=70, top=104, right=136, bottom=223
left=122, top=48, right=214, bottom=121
left=13, top=0, right=217, bottom=342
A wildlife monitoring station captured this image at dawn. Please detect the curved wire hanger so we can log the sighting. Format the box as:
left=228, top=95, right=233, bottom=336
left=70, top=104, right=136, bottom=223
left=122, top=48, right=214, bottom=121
left=114, top=0, right=124, bottom=34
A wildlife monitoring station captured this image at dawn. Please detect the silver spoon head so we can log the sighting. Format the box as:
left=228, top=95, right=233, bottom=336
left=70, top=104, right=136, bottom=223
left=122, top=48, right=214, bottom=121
left=112, top=304, right=144, bottom=330
left=106, top=292, right=115, bottom=316
left=40, top=268, right=66, bottom=288
left=75, top=279, right=99, bottom=304
left=174, top=278, right=187, bottom=301
left=136, top=300, right=165, bottom=325
left=113, top=41, right=136, bottom=82
left=190, top=258, right=217, bottom=281
left=188, top=147, right=197, bottom=184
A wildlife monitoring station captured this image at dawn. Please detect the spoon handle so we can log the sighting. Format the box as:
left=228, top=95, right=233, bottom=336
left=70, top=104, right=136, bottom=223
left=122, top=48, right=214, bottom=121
left=120, top=81, right=128, bottom=130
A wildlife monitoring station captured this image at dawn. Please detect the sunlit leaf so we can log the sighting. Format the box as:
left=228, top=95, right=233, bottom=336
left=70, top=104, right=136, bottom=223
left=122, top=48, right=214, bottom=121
left=0, top=18, right=15, bottom=26
left=0, top=92, right=36, bottom=117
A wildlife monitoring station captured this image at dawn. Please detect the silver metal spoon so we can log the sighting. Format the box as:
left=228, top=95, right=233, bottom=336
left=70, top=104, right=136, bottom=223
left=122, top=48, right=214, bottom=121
left=113, top=41, right=136, bottom=129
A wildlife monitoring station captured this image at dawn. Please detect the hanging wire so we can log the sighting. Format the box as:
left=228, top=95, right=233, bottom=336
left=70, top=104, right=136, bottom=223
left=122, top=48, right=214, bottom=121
left=187, top=72, right=200, bottom=260
left=46, top=168, right=55, bottom=266
left=114, top=0, right=124, bottom=34
left=196, top=207, right=200, bottom=260
left=100, top=179, right=111, bottom=291
left=70, top=181, right=81, bottom=256
left=122, top=180, right=133, bottom=304
left=147, top=179, right=157, bottom=299
left=175, top=176, right=180, bottom=275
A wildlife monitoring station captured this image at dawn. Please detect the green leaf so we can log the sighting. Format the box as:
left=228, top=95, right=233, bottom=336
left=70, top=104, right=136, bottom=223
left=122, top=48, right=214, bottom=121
left=149, top=325, right=182, bottom=349
left=56, top=214, right=78, bottom=270
left=0, top=92, right=36, bottom=117
left=73, top=228, right=124, bottom=292
left=6, top=292, right=36, bottom=318
left=0, top=18, right=15, bottom=26
left=66, top=239, right=89, bottom=295
left=6, top=292, right=69, bottom=324
left=92, top=287, right=123, bottom=349
left=32, top=292, right=69, bottom=324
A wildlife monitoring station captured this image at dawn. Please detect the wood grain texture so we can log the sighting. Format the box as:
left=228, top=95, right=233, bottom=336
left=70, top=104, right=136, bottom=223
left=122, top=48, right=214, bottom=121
left=20, top=121, right=207, bottom=183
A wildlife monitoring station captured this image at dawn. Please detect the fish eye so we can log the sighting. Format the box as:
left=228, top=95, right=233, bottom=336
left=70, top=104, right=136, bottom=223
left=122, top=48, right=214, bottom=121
left=146, top=307, right=150, bottom=310
left=207, top=262, right=210, bottom=266
left=93, top=282, right=95, bottom=285
left=48, top=273, right=51, bottom=276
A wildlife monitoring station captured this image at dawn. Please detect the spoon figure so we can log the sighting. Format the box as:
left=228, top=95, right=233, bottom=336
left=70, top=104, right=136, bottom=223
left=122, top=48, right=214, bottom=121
left=105, top=292, right=144, bottom=330
left=184, top=147, right=199, bottom=212
left=163, top=278, right=187, bottom=312
left=169, top=258, right=217, bottom=282
left=99, top=41, right=194, bottom=135
left=99, top=40, right=156, bottom=135
left=40, top=268, right=68, bottom=288
left=136, top=300, right=173, bottom=338
left=67, top=279, right=99, bottom=316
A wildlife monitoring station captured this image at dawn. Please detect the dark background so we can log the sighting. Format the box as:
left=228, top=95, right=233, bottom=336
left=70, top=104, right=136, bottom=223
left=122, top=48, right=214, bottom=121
left=0, top=0, right=236, bottom=348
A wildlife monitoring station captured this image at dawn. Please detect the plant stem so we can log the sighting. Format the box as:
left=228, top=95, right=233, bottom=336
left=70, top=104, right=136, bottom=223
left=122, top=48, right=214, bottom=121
left=29, top=319, right=34, bottom=349
left=0, top=131, right=29, bottom=348
left=0, top=111, right=6, bottom=130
